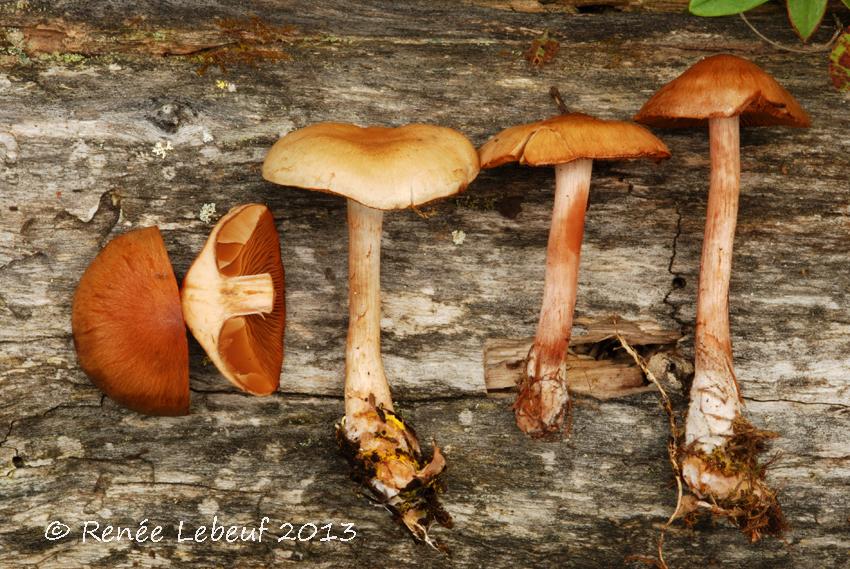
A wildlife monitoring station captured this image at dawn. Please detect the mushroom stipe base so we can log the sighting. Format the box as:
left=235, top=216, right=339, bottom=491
left=335, top=405, right=452, bottom=550
left=514, top=382, right=572, bottom=438
left=678, top=416, right=787, bottom=542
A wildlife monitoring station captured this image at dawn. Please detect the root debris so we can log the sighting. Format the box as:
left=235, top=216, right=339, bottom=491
left=616, top=331, right=787, bottom=568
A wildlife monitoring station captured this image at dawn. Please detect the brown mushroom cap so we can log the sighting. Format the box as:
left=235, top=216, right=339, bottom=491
left=478, top=113, right=671, bottom=169
left=72, top=227, right=189, bottom=416
left=181, top=204, right=285, bottom=395
left=634, top=54, right=811, bottom=128
left=261, top=122, right=480, bottom=210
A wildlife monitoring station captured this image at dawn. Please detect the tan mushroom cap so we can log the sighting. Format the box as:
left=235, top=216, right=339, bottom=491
left=262, top=122, right=480, bottom=210
left=478, top=113, right=670, bottom=169
left=634, top=54, right=811, bottom=128
left=72, top=227, right=189, bottom=416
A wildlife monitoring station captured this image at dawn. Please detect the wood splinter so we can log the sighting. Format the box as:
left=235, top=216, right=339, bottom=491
left=484, top=316, right=690, bottom=402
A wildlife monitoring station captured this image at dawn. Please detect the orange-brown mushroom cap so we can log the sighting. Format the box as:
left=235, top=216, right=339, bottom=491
left=478, top=113, right=670, bottom=169
left=72, top=227, right=189, bottom=416
left=182, top=204, right=285, bottom=396
left=634, top=54, right=810, bottom=128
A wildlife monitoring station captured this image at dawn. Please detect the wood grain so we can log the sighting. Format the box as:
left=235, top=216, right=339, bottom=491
left=1, top=1, right=849, bottom=567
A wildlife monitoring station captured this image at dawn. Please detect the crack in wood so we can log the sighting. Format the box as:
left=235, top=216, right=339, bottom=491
left=743, top=396, right=850, bottom=410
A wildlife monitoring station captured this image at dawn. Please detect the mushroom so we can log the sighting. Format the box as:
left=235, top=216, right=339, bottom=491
left=262, top=122, right=479, bottom=545
left=478, top=113, right=670, bottom=437
left=72, top=227, right=189, bottom=415
left=635, top=54, right=809, bottom=539
left=181, top=203, right=285, bottom=396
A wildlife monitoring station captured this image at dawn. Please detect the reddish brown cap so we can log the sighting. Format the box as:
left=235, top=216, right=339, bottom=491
left=478, top=113, right=670, bottom=169
left=634, top=54, right=810, bottom=128
left=72, top=227, right=189, bottom=416
left=182, top=204, right=285, bottom=395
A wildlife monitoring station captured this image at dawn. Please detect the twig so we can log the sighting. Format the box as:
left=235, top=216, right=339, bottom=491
left=549, top=86, right=569, bottom=114
left=615, top=332, right=681, bottom=569
left=740, top=12, right=843, bottom=54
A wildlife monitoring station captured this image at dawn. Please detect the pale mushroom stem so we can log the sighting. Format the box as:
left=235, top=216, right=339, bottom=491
left=339, top=199, right=451, bottom=546
left=344, top=199, right=393, bottom=434
left=516, top=158, right=593, bottom=436
left=220, top=273, right=275, bottom=317
left=686, top=115, right=742, bottom=454
left=680, top=116, right=786, bottom=540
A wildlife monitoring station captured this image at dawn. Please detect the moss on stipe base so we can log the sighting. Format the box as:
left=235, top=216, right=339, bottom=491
left=681, top=417, right=787, bottom=542
left=335, top=404, right=451, bottom=551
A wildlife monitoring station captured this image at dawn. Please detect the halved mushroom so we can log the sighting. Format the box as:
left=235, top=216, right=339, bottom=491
left=181, top=203, right=285, bottom=395
left=72, top=227, right=189, bottom=416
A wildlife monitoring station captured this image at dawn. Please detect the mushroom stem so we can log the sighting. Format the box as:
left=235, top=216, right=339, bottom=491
left=687, top=115, right=742, bottom=452
left=679, top=116, right=787, bottom=540
left=338, top=199, right=451, bottom=546
left=516, top=158, right=593, bottom=436
left=344, top=199, right=392, bottom=433
left=220, top=273, right=275, bottom=317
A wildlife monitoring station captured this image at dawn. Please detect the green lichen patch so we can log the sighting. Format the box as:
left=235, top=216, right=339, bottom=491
left=36, top=51, right=85, bottom=64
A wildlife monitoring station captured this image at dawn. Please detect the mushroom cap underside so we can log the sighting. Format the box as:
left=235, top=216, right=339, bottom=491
left=634, top=54, right=810, bottom=128
left=72, top=226, right=190, bottom=416
left=478, top=113, right=671, bottom=169
left=182, top=203, right=285, bottom=396
left=261, top=122, right=480, bottom=210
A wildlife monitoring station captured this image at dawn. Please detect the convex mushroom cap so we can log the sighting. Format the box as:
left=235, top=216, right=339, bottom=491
left=479, top=112, right=671, bottom=168
left=634, top=54, right=811, bottom=128
left=181, top=204, right=285, bottom=396
left=72, top=227, right=189, bottom=416
left=261, top=122, right=480, bottom=209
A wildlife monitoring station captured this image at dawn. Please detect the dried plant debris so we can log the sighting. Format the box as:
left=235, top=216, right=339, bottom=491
left=524, top=31, right=559, bottom=67
left=829, top=26, right=850, bottom=91
left=194, top=16, right=295, bottom=75
left=335, top=402, right=451, bottom=552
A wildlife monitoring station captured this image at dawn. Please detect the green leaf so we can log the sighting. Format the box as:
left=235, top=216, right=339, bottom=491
left=829, top=27, right=850, bottom=91
left=787, top=0, right=828, bottom=41
left=843, top=0, right=850, bottom=10
left=689, top=0, right=770, bottom=17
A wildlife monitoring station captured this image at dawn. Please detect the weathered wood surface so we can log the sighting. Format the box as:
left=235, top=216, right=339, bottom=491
left=1, top=1, right=849, bottom=567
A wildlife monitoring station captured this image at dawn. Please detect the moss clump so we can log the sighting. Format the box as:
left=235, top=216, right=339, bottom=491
left=701, top=417, right=778, bottom=478
left=681, top=417, right=787, bottom=542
